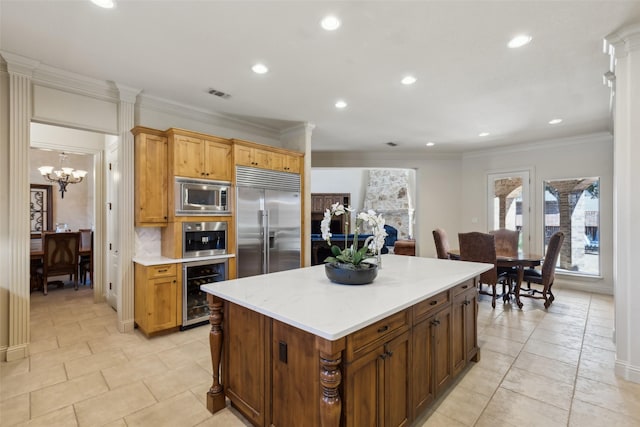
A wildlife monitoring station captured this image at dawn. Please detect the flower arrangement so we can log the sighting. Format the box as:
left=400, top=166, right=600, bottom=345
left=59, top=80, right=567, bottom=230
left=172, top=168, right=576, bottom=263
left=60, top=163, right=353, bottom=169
left=321, top=203, right=388, bottom=268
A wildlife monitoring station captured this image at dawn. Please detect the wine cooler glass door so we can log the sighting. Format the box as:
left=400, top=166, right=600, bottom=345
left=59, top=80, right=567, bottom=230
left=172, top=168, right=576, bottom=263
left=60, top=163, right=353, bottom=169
left=182, top=260, right=227, bottom=328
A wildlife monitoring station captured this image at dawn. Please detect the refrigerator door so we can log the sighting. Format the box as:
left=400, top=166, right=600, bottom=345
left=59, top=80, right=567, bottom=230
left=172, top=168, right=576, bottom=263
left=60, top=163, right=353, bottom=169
left=265, top=189, right=301, bottom=273
left=237, top=186, right=265, bottom=278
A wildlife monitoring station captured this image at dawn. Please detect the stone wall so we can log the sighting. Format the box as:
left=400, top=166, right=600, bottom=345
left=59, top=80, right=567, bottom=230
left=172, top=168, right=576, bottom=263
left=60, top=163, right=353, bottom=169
left=363, top=169, right=412, bottom=240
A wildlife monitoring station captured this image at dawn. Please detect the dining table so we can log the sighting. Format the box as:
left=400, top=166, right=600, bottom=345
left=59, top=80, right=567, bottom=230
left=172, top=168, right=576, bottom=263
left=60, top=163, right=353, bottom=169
left=448, top=249, right=543, bottom=309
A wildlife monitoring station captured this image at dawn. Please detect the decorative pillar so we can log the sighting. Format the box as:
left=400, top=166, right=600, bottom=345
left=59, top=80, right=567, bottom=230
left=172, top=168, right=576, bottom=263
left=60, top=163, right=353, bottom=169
left=606, top=23, right=640, bottom=383
left=115, top=83, right=140, bottom=332
left=4, top=53, right=39, bottom=361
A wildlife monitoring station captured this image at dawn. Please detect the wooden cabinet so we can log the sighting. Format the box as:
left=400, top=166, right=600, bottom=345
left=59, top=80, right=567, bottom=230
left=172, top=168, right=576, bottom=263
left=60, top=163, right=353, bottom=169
left=412, top=291, right=453, bottom=417
left=452, top=280, right=479, bottom=376
left=311, top=193, right=351, bottom=213
left=133, top=129, right=168, bottom=226
left=171, top=132, right=232, bottom=181
left=344, top=310, right=411, bottom=427
left=234, top=143, right=272, bottom=169
left=134, top=263, right=181, bottom=336
left=233, top=139, right=304, bottom=174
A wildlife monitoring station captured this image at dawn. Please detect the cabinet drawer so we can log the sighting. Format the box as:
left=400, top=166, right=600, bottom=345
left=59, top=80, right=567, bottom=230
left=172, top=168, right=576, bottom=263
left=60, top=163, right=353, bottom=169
left=148, top=264, right=177, bottom=279
left=452, top=279, right=475, bottom=297
left=414, top=290, right=450, bottom=323
left=348, top=310, right=408, bottom=359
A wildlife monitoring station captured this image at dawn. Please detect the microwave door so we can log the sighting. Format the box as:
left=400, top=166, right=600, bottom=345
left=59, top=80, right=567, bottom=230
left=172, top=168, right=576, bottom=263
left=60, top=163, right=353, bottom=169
left=237, top=187, right=265, bottom=278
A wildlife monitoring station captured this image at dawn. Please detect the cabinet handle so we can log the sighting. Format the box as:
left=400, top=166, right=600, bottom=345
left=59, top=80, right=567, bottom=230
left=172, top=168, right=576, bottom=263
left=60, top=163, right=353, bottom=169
left=461, top=285, right=468, bottom=289
left=377, top=325, right=389, bottom=333
left=157, top=269, right=168, bottom=273
left=173, top=280, right=176, bottom=283
left=430, top=300, right=438, bottom=306
left=379, top=353, right=388, bottom=360
left=431, top=319, right=441, bottom=326
left=386, top=350, right=393, bottom=357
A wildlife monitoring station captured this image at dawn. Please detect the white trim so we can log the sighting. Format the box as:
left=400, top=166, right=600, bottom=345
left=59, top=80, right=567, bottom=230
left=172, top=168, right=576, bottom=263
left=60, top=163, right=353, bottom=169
left=615, top=360, right=640, bottom=384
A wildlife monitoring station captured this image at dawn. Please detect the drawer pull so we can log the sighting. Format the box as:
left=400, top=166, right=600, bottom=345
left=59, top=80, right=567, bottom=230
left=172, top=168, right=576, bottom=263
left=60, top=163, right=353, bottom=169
left=377, top=325, right=389, bottom=333
left=461, top=285, right=468, bottom=289
left=157, top=269, right=168, bottom=273
left=430, top=300, right=438, bottom=306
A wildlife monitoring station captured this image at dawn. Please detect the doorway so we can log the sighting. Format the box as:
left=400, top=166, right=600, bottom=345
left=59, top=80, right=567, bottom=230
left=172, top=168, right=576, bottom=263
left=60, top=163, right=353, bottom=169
left=487, top=170, right=531, bottom=253
left=30, top=122, right=110, bottom=307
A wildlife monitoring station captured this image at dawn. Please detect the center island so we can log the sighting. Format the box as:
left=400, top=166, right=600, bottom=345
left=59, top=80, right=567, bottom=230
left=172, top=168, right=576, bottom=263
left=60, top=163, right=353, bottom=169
left=201, top=254, right=492, bottom=427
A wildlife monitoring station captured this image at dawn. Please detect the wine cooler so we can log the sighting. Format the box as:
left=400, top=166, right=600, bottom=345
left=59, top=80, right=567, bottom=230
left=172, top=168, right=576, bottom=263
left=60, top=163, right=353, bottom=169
left=182, top=259, right=227, bottom=328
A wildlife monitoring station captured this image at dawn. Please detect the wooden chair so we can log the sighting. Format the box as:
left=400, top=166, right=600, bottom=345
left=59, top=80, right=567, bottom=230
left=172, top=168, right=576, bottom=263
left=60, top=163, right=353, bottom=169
left=79, top=229, right=93, bottom=287
left=488, top=228, right=519, bottom=257
left=432, top=228, right=451, bottom=259
left=37, top=232, right=80, bottom=295
left=458, top=231, right=508, bottom=308
left=510, top=231, right=564, bottom=308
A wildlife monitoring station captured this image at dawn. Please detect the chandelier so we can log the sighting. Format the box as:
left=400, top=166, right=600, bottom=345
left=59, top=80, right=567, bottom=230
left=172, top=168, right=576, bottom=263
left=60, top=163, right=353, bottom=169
left=38, top=152, right=88, bottom=199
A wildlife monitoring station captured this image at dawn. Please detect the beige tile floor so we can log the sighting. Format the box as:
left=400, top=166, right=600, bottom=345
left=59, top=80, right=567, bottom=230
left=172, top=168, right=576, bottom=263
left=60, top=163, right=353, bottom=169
left=2, top=284, right=640, bottom=426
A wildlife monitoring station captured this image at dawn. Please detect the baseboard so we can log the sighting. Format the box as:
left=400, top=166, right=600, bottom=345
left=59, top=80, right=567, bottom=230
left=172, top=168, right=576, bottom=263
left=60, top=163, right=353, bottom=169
left=553, top=278, right=613, bottom=295
left=5, top=343, right=29, bottom=362
left=615, top=360, right=640, bottom=384
left=118, top=318, right=135, bottom=333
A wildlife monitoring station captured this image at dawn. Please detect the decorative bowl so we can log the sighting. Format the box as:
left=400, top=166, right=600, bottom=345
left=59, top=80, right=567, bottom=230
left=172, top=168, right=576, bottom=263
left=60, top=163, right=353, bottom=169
left=324, top=262, right=378, bottom=285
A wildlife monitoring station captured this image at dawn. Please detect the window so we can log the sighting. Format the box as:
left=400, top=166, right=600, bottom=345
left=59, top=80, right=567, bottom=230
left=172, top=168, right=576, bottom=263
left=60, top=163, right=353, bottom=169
left=30, top=184, right=53, bottom=236
left=543, top=177, right=600, bottom=276
left=488, top=171, right=530, bottom=253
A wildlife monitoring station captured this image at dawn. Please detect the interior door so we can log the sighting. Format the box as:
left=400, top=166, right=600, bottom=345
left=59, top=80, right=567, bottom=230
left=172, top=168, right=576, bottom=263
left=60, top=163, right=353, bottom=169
left=237, top=186, right=265, bottom=278
left=487, top=170, right=530, bottom=253
left=265, top=189, right=301, bottom=274
left=106, top=141, right=118, bottom=309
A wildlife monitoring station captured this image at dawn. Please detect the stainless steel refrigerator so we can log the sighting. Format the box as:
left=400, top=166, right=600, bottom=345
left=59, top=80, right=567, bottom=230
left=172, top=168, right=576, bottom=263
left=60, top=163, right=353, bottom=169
left=236, top=166, right=301, bottom=278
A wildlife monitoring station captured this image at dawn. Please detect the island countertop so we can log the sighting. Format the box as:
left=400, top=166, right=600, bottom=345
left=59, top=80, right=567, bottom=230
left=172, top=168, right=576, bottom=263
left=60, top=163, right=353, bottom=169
left=201, top=254, right=492, bottom=341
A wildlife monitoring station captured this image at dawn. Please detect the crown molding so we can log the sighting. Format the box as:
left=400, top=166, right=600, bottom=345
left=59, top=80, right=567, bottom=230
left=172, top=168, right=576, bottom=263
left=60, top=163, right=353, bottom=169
left=462, top=131, right=612, bottom=160
left=0, top=50, right=40, bottom=77
left=115, top=83, right=142, bottom=104
left=606, top=23, right=640, bottom=55
left=137, top=93, right=282, bottom=139
left=281, top=122, right=315, bottom=138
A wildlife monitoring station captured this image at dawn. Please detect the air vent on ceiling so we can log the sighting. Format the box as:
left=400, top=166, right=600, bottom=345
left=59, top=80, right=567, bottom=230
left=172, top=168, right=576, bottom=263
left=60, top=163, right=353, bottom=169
left=208, top=88, right=231, bottom=99
left=386, top=141, right=398, bottom=147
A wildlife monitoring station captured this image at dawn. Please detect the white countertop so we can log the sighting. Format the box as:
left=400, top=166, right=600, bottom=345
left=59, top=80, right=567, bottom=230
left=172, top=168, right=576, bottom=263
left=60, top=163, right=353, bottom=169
left=133, top=253, right=235, bottom=266
left=201, top=255, right=492, bottom=341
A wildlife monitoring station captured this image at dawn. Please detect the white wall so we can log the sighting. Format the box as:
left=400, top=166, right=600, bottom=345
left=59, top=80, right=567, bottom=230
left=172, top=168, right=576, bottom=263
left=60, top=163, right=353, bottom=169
left=461, top=132, right=613, bottom=293
left=312, top=151, right=463, bottom=258
left=311, top=168, right=368, bottom=210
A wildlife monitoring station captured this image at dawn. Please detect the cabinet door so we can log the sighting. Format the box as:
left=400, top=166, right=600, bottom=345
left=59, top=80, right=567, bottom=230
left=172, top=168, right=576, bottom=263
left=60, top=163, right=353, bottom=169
left=203, top=139, right=232, bottom=181
left=432, top=306, right=452, bottom=396
left=269, top=151, right=285, bottom=171
left=412, top=316, right=434, bottom=416
left=174, top=135, right=203, bottom=178
left=464, top=289, right=479, bottom=362
left=253, top=148, right=272, bottom=169
left=384, top=331, right=411, bottom=427
left=147, top=275, right=177, bottom=332
left=283, top=155, right=301, bottom=174
left=135, top=133, right=168, bottom=225
left=345, top=346, right=383, bottom=427
left=452, top=293, right=466, bottom=376
left=234, top=144, right=254, bottom=167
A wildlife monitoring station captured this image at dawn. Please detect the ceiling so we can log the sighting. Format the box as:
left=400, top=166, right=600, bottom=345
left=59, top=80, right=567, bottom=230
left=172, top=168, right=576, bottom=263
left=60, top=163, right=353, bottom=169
left=2, top=1, right=639, bottom=153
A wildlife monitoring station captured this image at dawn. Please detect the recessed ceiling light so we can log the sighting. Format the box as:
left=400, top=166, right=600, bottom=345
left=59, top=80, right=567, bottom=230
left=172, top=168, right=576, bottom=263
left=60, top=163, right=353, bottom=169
left=426, top=142, right=435, bottom=147
left=252, top=63, right=269, bottom=74
left=478, top=132, right=490, bottom=137
left=335, top=100, right=347, bottom=109
left=548, top=118, right=563, bottom=125
left=90, top=0, right=115, bottom=8
left=401, top=76, right=417, bottom=85
left=321, top=15, right=341, bottom=31
left=508, top=34, right=532, bottom=48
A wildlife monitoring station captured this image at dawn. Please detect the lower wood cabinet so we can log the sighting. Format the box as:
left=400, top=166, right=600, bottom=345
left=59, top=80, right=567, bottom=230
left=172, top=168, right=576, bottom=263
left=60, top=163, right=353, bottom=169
left=217, top=278, right=478, bottom=427
left=134, top=263, right=181, bottom=336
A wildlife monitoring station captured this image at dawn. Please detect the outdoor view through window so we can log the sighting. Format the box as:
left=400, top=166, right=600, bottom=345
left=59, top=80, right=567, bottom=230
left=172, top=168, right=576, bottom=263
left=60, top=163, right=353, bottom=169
left=544, top=177, right=600, bottom=276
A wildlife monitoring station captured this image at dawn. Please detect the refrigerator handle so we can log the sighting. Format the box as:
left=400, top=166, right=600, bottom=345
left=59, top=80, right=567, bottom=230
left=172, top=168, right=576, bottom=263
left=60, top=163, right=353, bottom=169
left=263, top=210, right=270, bottom=273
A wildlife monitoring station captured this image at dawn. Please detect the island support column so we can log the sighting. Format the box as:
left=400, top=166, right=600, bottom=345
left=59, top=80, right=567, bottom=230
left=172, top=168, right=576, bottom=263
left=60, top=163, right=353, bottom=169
left=207, top=295, right=226, bottom=413
left=316, top=337, right=346, bottom=427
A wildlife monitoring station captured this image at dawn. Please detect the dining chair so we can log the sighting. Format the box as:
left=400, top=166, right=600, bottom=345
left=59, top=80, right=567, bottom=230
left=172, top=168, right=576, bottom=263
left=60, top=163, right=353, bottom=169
left=510, top=231, right=564, bottom=308
left=432, top=228, right=451, bottom=259
left=488, top=228, right=519, bottom=257
left=458, top=231, right=509, bottom=308
left=79, top=229, right=93, bottom=287
left=36, top=232, right=80, bottom=295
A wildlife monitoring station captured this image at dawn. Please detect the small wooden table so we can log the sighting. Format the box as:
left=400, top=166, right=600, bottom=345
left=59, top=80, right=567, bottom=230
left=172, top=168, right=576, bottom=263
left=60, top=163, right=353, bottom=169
left=448, top=250, right=543, bottom=309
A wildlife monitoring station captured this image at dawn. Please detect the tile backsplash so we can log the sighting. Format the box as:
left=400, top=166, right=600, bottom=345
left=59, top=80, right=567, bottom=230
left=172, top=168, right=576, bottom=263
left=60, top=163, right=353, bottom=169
left=135, top=227, right=162, bottom=257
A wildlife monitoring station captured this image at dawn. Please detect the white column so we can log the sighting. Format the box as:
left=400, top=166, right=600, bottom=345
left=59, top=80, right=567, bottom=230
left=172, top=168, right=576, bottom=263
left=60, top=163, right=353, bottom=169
left=115, top=84, right=140, bottom=332
left=5, top=54, right=39, bottom=361
left=606, top=23, right=640, bottom=383
left=281, top=123, right=315, bottom=266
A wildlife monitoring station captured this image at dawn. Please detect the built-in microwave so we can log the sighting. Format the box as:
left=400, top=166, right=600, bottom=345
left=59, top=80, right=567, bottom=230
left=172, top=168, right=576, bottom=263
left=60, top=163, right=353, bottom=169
left=175, top=177, right=230, bottom=216
left=183, top=221, right=227, bottom=258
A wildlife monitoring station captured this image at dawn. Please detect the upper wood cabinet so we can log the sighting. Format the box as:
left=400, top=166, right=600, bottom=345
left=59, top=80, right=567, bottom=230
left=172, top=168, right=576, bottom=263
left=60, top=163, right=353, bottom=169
left=233, top=139, right=304, bottom=174
left=171, top=132, right=232, bottom=181
left=133, top=128, right=168, bottom=226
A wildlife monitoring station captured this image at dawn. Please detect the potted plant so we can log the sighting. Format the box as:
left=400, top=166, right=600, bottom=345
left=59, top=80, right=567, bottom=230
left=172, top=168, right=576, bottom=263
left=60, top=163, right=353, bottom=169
left=321, top=203, right=387, bottom=285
